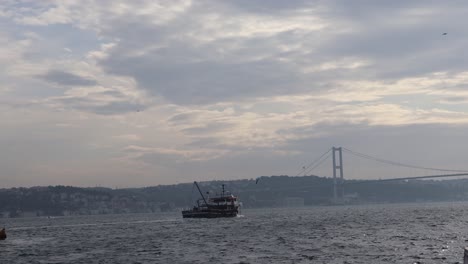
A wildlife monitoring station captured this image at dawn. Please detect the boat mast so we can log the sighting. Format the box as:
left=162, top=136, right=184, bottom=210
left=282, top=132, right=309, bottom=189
left=194, top=181, right=209, bottom=206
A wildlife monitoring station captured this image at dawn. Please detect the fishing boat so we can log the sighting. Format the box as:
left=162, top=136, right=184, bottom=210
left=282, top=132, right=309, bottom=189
left=182, top=181, right=240, bottom=218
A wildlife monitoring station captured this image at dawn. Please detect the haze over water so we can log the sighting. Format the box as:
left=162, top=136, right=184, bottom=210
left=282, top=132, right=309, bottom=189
left=2, top=202, right=468, bottom=263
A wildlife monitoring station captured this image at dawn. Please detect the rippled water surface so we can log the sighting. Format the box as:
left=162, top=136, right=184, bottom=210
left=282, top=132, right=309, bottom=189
left=3, top=202, right=468, bottom=263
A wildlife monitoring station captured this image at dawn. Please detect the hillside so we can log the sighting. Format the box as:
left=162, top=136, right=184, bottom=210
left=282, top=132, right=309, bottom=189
left=1, top=176, right=468, bottom=217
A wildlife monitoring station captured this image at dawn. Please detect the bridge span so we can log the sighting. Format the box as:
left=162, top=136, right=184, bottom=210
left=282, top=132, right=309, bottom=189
left=297, top=146, right=468, bottom=201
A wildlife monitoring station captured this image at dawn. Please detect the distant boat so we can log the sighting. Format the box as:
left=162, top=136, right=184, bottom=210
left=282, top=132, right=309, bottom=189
left=182, top=182, right=240, bottom=218
left=0, top=228, right=6, bottom=240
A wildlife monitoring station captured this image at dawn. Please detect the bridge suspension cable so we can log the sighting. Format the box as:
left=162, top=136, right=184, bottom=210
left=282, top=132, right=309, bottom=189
left=342, top=147, right=468, bottom=173
left=295, top=148, right=332, bottom=176
left=345, top=173, right=468, bottom=185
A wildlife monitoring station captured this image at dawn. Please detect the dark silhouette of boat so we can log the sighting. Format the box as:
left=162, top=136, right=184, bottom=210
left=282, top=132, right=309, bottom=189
left=0, top=228, right=6, bottom=240
left=182, top=182, right=240, bottom=218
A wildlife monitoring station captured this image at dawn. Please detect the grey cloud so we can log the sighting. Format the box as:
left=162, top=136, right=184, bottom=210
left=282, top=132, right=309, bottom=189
left=98, top=90, right=127, bottom=98
left=281, top=122, right=468, bottom=158
left=219, top=0, right=315, bottom=13
left=185, top=138, right=271, bottom=152
left=314, top=1, right=468, bottom=79
left=318, top=31, right=468, bottom=80
left=185, top=137, right=221, bottom=148
left=278, top=121, right=371, bottom=140
left=89, top=101, right=146, bottom=115
left=443, top=96, right=467, bottom=102
left=221, top=0, right=451, bottom=15
left=181, top=122, right=235, bottom=135
left=40, top=70, right=97, bottom=86
left=319, top=0, right=465, bottom=23
left=168, top=113, right=198, bottom=123
left=102, top=54, right=303, bottom=104
left=94, top=3, right=330, bottom=105
left=93, top=0, right=468, bottom=106
left=53, top=95, right=146, bottom=115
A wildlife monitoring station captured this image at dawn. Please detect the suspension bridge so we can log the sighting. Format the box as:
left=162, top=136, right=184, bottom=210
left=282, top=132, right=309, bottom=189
left=296, top=147, right=468, bottom=202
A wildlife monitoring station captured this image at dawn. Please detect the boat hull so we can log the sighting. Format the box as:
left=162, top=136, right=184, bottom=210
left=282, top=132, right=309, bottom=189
left=182, top=209, right=238, bottom=218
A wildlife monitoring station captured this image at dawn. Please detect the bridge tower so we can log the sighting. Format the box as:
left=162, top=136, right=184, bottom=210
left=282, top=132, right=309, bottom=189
left=332, top=147, right=344, bottom=201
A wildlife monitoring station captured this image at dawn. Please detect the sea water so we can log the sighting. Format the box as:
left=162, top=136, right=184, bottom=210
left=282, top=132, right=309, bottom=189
left=2, top=202, right=468, bottom=263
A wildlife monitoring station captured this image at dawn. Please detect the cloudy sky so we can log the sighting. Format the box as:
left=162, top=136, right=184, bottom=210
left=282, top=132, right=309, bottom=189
left=1, top=0, right=468, bottom=187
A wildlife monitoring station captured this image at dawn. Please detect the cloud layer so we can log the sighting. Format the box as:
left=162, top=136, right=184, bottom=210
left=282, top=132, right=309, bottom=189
left=1, top=0, right=468, bottom=187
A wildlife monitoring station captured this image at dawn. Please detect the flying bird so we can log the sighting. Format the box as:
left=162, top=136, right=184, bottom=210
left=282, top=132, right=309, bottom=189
left=442, top=33, right=447, bottom=35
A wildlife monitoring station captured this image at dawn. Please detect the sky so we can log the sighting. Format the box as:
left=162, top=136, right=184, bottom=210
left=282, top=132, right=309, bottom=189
left=1, top=0, right=468, bottom=188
